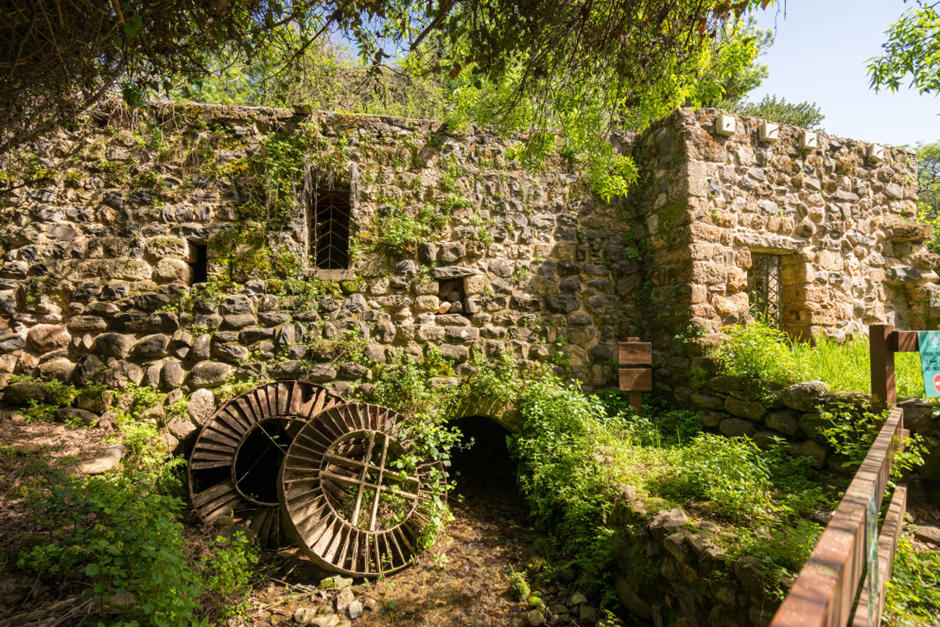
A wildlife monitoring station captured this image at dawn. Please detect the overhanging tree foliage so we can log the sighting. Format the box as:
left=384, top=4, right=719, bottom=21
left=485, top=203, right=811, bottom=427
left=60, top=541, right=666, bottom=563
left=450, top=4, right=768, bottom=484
left=2, top=0, right=772, bottom=162
left=868, top=2, right=940, bottom=95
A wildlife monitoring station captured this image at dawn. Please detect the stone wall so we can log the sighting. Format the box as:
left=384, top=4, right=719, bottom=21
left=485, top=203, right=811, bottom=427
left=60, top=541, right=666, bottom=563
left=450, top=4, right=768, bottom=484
left=0, top=101, right=645, bottom=407
left=630, top=108, right=935, bottom=403
left=610, top=504, right=786, bottom=627
left=688, top=373, right=940, bottom=505
left=0, top=102, right=933, bottom=417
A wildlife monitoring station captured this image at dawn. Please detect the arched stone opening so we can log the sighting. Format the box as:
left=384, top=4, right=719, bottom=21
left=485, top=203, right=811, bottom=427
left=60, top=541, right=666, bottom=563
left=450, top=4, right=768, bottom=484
left=449, top=415, right=519, bottom=498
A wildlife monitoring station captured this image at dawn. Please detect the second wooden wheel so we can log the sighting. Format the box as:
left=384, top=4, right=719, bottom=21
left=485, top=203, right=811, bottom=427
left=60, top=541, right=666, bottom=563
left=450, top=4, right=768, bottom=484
left=278, top=402, right=445, bottom=576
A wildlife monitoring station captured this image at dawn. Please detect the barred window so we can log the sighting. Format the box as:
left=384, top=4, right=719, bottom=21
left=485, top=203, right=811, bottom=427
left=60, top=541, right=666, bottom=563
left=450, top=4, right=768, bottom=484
left=309, top=192, right=351, bottom=270
left=748, top=253, right=782, bottom=327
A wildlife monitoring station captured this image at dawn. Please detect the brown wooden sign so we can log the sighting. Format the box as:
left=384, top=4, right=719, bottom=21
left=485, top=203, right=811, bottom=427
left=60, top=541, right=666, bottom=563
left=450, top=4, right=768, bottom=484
left=618, top=340, right=652, bottom=410
left=618, top=342, right=652, bottom=365
left=618, top=368, right=652, bottom=392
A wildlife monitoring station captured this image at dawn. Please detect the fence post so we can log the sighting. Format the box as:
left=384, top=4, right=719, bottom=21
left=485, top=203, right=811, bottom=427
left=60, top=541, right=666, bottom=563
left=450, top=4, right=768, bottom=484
left=870, top=324, right=894, bottom=414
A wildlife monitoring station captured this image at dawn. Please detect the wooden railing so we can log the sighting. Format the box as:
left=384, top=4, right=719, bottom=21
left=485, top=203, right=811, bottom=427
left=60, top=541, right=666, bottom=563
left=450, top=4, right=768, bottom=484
left=769, top=324, right=912, bottom=627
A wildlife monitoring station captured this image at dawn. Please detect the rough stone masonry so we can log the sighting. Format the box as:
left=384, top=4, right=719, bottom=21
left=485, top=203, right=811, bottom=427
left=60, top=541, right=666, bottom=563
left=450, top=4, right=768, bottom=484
left=0, top=102, right=934, bottom=414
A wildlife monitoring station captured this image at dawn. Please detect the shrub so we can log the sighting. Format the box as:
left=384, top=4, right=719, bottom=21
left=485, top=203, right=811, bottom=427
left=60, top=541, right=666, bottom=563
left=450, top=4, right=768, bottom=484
left=676, top=433, right=773, bottom=521
left=885, top=537, right=940, bottom=624
left=19, top=467, right=203, bottom=626
left=717, top=320, right=928, bottom=399
left=198, top=532, right=259, bottom=622
left=715, top=321, right=800, bottom=385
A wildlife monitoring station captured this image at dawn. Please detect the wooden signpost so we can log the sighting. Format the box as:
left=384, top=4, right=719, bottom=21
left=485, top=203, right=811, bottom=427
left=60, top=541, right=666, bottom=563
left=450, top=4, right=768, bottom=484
left=618, top=338, right=652, bottom=410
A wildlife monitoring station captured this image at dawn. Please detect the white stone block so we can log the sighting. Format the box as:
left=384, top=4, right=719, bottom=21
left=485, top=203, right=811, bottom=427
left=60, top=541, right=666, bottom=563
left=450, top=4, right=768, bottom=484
left=800, top=131, right=818, bottom=150
left=715, top=114, right=736, bottom=136
left=759, top=122, right=778, bottom=143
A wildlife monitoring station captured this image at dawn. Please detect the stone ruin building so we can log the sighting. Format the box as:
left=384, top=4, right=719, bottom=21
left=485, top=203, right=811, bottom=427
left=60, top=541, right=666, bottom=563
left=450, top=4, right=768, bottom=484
left=0, top=103, right=935, bottom=431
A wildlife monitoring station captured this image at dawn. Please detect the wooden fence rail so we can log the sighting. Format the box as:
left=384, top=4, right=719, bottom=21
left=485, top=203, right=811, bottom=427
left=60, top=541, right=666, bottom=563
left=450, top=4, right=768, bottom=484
left=770, top=323, right=912, bottom=627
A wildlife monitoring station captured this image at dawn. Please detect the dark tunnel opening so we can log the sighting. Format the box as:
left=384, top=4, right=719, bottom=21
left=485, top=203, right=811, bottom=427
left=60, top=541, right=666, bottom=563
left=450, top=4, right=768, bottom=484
left=448, top=416, right=519, bottom=498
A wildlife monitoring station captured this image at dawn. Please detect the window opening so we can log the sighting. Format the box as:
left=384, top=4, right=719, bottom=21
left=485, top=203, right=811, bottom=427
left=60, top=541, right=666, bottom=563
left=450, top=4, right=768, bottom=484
left=310, top=191, right=351, bottom=269
left=190, top=244, right=208, bottom=284
left=748, top=253, right=782, bottom=328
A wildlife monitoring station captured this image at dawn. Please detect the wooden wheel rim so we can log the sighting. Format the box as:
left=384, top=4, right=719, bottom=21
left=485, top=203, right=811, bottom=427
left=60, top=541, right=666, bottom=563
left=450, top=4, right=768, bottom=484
left=188, top=381, right=344, bottom=549
left=279, top=402, right=445, bottom=576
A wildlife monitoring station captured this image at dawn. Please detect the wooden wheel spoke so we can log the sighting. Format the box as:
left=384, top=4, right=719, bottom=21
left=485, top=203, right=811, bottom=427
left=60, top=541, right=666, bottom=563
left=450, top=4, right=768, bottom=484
left=189, top=381, right=344, bottom=550
left=280, top=402, right=445, bottom=576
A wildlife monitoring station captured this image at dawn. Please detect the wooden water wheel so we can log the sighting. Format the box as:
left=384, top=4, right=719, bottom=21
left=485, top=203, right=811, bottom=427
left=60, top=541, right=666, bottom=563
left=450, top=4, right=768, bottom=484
left=278, top=402, right=446, bottom=576
left=188, top=381, right=344, bottom=549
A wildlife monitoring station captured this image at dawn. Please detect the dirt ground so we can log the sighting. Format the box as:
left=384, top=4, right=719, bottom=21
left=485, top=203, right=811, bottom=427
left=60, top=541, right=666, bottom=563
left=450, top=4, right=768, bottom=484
left=0, top=412, right=615, bottom=627
left=1, top=410, right=938, bottom=627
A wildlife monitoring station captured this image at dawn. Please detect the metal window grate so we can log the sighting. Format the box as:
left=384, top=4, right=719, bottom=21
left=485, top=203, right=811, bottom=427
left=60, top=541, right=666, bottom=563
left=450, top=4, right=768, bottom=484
left=748, top=253, right=782, bottom=327
left=310, top=192, right=351, bottom=269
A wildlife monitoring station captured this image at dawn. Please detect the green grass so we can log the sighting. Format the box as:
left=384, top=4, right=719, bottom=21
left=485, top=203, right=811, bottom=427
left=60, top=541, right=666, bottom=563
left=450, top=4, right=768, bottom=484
left=717, top=321, right=928, bottom=399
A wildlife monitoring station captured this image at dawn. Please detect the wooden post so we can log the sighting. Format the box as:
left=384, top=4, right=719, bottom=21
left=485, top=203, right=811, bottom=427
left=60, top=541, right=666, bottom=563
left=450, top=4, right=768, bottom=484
left=618, top=338, right=652, bottom=411
left=870, top=323, right=894, bottom=414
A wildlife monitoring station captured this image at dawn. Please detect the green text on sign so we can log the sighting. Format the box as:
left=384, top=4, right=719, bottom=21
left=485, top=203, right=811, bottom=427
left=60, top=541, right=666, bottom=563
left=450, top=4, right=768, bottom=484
left=918, top=331, right=940, bottom=398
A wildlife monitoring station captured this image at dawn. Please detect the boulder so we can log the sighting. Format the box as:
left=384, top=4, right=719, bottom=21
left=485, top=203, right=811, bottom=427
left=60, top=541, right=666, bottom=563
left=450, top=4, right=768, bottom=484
left=0, top=333, right=25, bottom=352
left=269, top=360, right=303, bottom=380
left=220, top=295, right=254, bottom=315
left=189, top=362, right=234, bottom=388
left=706, top=375, right=746, bottom=393
left=55, top=407, right=99, bottom=427
left=753, top=429, right=789, bottom=449
left=764, top=409, right=801, bottom=436
left=167, top=417, right=197, bottom=440
left=613, top=572, right=653, bottom=620
left=306, top=365, right=338, bottom=383
left=4, top=381, right=47, bottom=406
left=719, top=418, right=759, bottom=438
left=691, top=394, right=725, bottom=411
left=133, top=334, right=171, bottom=359
left=27, top=324, right=70, bottom=352
left=95, top=332, right=134, bottom=359
left=777, top=381, right=830, bottom=412
left=99, top=361, right=145, bottom=389
left=697, top=410, right=726, bottom=427
left=798, top=412, right=831, bottom=445
left=724, top=396, right=765, bottom=421
left=38, top=358, right=74, bottom=382
left=733, top=556, right=766, bottom=597
left=188, top=388, right=216, bottom=425
left=153, top=258, right=193, bottom=284
left=649, top=508, right=688, bottom=543
left=222, top=314, right=257, bottom=330
left=161, top=360, right=185, bottom=390
left=913, top=525, right=940, bottom=545
left=789, top=439, right=828, bottom=466
left=72, top=354, right=105, bottom=386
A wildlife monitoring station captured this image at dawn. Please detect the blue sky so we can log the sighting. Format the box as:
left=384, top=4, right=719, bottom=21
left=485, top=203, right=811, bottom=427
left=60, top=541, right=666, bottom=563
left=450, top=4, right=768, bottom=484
left=750, top=1, right=938, bottom=147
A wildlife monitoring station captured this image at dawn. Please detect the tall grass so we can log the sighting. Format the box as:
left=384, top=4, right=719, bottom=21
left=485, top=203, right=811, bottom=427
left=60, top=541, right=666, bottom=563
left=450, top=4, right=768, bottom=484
left=717, top=322, right=928, bottom=399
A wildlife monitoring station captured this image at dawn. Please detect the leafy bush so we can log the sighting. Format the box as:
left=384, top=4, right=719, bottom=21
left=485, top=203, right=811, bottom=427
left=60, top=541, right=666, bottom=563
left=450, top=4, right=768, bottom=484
left=676, top=433, right=773, bottom=521
left=885, top=537, right=940, bottom=624
left=19, top=467, right=203, bottom=627
left=716, top=322, right=800, bottom=385
left=717, top=320, right=927, bottom=399
left=198, top=532, right=259, bottom=622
